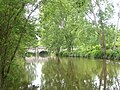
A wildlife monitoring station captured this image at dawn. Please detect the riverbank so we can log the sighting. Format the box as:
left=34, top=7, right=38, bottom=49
left=60, top=47, right=120, bottom=60
left=25, top=46, right=120, bottom=60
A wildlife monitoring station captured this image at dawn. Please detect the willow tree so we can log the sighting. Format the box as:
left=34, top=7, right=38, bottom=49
left=0, top=0, right=39, bottom=89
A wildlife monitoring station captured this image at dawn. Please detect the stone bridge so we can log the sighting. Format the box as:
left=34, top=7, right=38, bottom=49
left=26, top=46, right=48, bottom=62
left=27, top=46, right=47, bottom=53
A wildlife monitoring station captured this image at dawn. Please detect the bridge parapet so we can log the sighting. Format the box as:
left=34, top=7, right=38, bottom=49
left=27, top=46, right=47, bottom=53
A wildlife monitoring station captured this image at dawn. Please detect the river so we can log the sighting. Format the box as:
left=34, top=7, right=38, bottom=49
left=25, top=57, right=120, bottom=90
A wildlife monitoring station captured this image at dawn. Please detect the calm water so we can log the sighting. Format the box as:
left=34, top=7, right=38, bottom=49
left=25, top=57, right=120, bottom=90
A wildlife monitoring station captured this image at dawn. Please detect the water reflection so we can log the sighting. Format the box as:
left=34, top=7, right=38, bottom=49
left=99, top=59, right=107, bottom=90
left=38, top=58, right=120, bottom=90
left=2, top=59, right=37, bottom=90
left=32, top=63, right=43, bottom=90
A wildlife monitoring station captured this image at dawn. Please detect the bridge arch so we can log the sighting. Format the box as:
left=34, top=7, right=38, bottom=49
left=39, top=50, right=48, bottom=57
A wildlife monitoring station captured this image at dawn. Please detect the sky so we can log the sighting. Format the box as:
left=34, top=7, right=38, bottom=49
left=84, top=0, right=120, bottom=29
left=109, top=0, right=120, bottom=27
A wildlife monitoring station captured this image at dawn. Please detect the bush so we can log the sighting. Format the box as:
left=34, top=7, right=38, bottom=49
left=60, top=51, right=69, bottom=57
left=110, top=49, right=120, bottom=60
left=94, top=50, right=103, bottom=58
left=106, top=50, right=112, bottom=59
left=60, top=47, right=120, bottom=60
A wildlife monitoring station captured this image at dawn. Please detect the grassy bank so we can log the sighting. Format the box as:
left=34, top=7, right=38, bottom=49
left=60, top=46, right=120, bottom=60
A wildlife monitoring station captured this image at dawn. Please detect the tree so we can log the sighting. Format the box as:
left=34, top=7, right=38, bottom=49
left=0, top=0, right=39, bottom=89
left=39, top=0, right=87, bottom=54
left=85, top=0, right=114, bottom=58
left=113, top=4, right=120, bottom=49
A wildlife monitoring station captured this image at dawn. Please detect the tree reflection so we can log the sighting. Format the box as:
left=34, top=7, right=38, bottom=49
left=2, top=58, right=36, bottom=90
left=99, top=59, right=107, bottom=90
left=99, top=59, right=120, bottom=90
left=40, top=58, right=120, bottom=90
left=40, top=58, right=101, bottom=90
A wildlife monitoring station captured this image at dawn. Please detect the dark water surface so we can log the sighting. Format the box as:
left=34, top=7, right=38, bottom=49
left=26, top=57, right=120, bottom=90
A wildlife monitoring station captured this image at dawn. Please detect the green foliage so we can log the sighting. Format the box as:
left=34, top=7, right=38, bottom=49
left=60, top=45, right=120, bottom=60
left=39, top=0, right=120, bottom=60
left=107, top=49, right=120, bottom=60
left=0, top=0, right=39, bottom=89
left=39, top=0, right=91, bottom=54
left=116, top=31, right=120, bottom=47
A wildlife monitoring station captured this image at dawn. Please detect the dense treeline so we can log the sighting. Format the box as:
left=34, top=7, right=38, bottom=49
left=39, top=0, right=120, bottom=60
